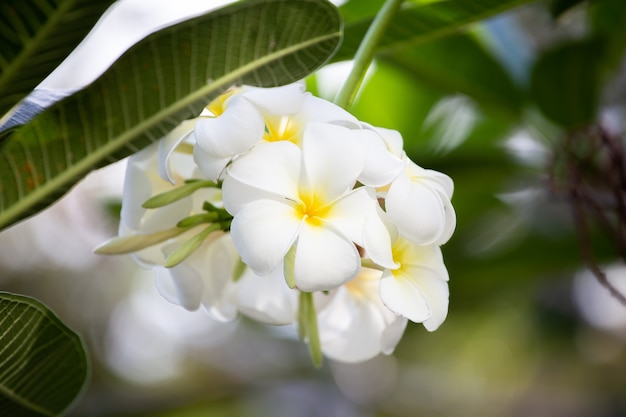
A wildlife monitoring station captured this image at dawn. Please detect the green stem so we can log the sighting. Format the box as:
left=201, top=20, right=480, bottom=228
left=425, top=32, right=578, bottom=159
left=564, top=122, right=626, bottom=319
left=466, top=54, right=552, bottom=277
left=333, top=0, right=405, bottom=109
left=298, top=292, right=323, bottom=367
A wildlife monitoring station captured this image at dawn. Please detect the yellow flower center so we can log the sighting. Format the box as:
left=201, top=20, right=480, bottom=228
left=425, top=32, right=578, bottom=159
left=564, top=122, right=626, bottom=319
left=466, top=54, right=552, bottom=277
left=345, top=268, right=380, bottom=300
left=206, top=89, right=237, bottom=117
left=390, top=238, right=410, bottom=278
left=264, top=115, right=299, bottom=144
left=296, top=191, right=329, bottom=227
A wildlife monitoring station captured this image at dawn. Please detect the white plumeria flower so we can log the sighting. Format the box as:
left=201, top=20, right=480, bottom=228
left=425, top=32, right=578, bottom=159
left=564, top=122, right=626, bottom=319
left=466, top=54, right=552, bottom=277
left=155, top=232, right=238, bottom=321
left=364, top=124, right=456, bottom=246
left=193, top=83, right=360, bottom=180
left=193, top=89, right=266, bottom=181
left=109, top=133, right=235, bottom=320
left=245, top=85, right=359, bottom=145
left=356, top=125, right=405, bottom=188
left=118, top=141, right=213, bottom=267
left=235, top=262, right=298, bottom=325
left=317, top=267, right=408, bottom=363
left=385, top=158, right=456, bottom=246
left=380, top=226, right=450, bottom=331
left=222, top=122, right=386, bottom=292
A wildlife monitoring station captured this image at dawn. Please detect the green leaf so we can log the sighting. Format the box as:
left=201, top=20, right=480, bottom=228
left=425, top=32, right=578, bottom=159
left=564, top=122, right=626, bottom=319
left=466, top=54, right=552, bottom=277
left=383, top=33, right=524, bottom=116
left=0, top=292, right=88, bottom=417
left=334, top=0, right=537, bottom=62
left=549, top=0, right=585, bottom=18
left=0, top=0, right=116, bottom=118
left=530, top=38, right=605, bottom=128
left=0, top=0, right=342, bottom=231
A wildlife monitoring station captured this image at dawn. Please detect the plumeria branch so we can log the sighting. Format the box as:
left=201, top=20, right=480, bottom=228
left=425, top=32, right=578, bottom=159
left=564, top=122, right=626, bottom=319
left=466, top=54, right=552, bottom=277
left=549, top=125, right=626, bottom=306
left=334, top=0, right=405, bottom=109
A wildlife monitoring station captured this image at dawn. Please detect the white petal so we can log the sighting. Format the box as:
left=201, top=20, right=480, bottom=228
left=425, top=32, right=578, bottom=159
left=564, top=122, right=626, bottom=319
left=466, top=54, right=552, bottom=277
left=380, top=316, right=408, bottom=355
left=295, top=94, right=359, bottom=127
left=193, top=95, right=264, bottom=157
left=225, top=141, right=301, bottom=198
left=221, top=173, right=277, bottom=215
left=236, top=265, right=298, bottom=325
left=317, top=268, right=405, bottom=363
left=121, top=143, right=159, bottom=229
left=419, top=273, right=449, bottom=331
left=408, top=163, right=454, bottom=198
left=362, top=123, right=405, bottom=158
left=121, top=143, right=192, bottom=233
left=154, top=233, right=239, bottom=319
left=242, top=83, right=306, bottom=115
left=401, top=243, right=449, bottom=281
left=154, top=266, right=203, bottom=311
left=324, top=187, right=376, bottom=245
left=386, top=173, right=447, bottom=245
left=435, top=189, right=456, bottom=245
left=193, top=144, right=231, bottom=181
left=380, top=266, right=448, bottom=326
left=157, top=119, right=197, bottom=183
left=301, top=122, right=364, bottom=199
left=357, top=129, right=404, bottom=187
left=380, top=268, right=430, bottom=323
left=362, top=208, right=397, bottom=270
left=230, top=199, right=302, bottom=275
left=200, top=233, right=239, bottom=322
left=293, top=223, right=360, bottom=291
left=318, top=287, right=389, bottom=363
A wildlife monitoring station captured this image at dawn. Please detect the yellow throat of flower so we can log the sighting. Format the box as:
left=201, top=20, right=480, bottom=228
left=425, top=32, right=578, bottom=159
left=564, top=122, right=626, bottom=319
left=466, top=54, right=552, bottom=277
left=206, top=88, right=238, bottom=117
left=296, top=191, right=330, bottom=227
left=264, top=115, right=299, bottom=144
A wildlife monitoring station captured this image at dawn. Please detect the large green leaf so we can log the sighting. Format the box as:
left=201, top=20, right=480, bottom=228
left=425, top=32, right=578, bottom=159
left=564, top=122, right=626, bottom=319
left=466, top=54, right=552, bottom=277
left=334, top=0, right=537, bottom=62
left=0, top=292, right=88, bottom=416
left=0, top=0, right=117, bottom=118
left=0, top=0, right=342, bottom=231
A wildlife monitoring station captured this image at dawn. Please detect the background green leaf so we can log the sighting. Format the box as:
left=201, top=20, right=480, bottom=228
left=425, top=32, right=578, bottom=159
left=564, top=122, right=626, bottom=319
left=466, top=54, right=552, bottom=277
left=333, top=0, right=537, bottom=62
left=530, top=38, right=605, bottom=128
left=0, top=0, right=116, bottom=118
left=0, top=0, right=342, bottom=231
left=383, top=33, right=524, bottom=116
left=0, top=292, right=88, bottom=417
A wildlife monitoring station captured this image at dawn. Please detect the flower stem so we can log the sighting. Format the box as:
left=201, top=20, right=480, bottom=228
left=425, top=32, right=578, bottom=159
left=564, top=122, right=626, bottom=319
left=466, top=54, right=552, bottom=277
left=298, top=291, right=322, bottom=367
left=333, top=0, right=404, bottom=109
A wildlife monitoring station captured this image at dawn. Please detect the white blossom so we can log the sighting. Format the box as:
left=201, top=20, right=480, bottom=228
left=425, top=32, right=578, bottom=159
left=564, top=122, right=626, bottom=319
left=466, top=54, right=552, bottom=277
left=380, top=226, right=449, bottom=331
left=96, top=82, right=457, bottom=364
left=222, top=123, right=382, bottom=291
left=317, top=267, right=407, bottom=363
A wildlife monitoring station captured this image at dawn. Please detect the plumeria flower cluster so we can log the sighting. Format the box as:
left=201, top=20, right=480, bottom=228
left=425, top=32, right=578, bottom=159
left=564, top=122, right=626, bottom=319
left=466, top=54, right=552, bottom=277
left=96, top=83, right=456, bottom=364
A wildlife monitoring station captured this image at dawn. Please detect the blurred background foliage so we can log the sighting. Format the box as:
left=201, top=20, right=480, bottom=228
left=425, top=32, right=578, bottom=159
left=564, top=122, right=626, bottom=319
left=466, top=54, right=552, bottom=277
left=1, top=0, right=626, bottom=416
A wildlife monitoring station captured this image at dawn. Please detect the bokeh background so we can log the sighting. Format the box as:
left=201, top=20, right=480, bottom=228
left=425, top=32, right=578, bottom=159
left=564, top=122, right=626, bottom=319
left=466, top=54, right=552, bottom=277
left=1, top=0, right=626, bottom=416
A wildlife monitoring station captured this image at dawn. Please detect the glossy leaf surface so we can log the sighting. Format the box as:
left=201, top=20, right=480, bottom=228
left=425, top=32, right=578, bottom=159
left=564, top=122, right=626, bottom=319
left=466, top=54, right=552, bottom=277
left=0, top=292, right=88, bottom=417
left=0, top=0, right=116, bottom=117
left=0, top=0, right=342, bottom=230
left=334, top=0, right=536, bottom=62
